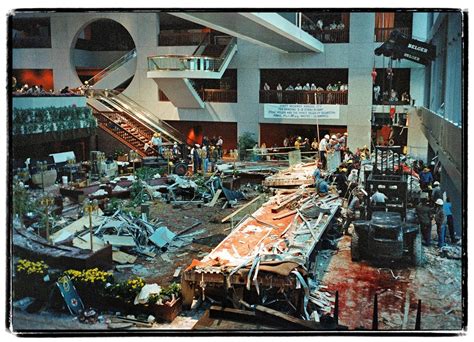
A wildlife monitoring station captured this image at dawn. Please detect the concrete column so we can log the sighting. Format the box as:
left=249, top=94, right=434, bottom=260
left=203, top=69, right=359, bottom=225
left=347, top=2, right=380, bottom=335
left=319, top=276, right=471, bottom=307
left=406, top=108, right=428, bottom=162
left=412, top=12, right=429, bottom=40
left=410, top=68, right=426, bottom=107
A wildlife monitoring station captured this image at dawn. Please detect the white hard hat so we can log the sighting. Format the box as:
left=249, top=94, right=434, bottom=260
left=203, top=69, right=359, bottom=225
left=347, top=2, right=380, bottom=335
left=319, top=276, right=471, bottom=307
left=435, top=199, right=444, bottom=205
left=433, top=181, right=440, bottom=186
left=331, top=135, right=337, bottom=139
left=324, top=135, right=330, bottom=139
left=195, top=144, right=200, bottom=148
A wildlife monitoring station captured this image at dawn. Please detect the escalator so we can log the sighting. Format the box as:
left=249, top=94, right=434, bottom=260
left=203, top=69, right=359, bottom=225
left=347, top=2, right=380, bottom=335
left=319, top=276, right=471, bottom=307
left=84, top=49, right=137, bottom=90
left=87, top=89, right=194, bottom=158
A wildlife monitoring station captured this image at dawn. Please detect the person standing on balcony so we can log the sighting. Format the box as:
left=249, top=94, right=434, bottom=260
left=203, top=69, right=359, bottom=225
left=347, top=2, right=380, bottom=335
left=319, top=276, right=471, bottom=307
left=276, top=83, right=283, bottom=103
left=401, top=91, right=411, bottom=104
left=303, top=83, right=311, bottom=103
left=389, top=89, right=398, bottom=102
left=373, top=85, right=381, bottom=102
left=295, top=83, right=303, bottom=103
left=263, top=82, right=271, bottom=102
left=316, top=19, right=323, bottom=33
left=285, top=84, right=294, bottom=103
left=326, top=84, right=333, bottom=104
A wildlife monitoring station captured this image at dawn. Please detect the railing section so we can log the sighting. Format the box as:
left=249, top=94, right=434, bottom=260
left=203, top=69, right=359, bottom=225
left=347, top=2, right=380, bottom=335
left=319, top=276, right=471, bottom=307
left=159, top=30, right=209, bottom=46
left=374, top=27, right=411, bottom=42
left=260, top=90, right=348, bottom=105
left=148, top=37, right=236, bottom=73
left=300, top=14, right=349, bottom=43
left=85, top=48, right=137, bottom=86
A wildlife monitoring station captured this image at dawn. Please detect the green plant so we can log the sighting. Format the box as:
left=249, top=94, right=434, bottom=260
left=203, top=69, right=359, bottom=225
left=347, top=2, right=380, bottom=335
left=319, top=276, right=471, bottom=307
left=135, top=167, right=160, bottom=181
left=238, top=132, right=257, bottom=161
left=12, top=106, right=97, bottom=135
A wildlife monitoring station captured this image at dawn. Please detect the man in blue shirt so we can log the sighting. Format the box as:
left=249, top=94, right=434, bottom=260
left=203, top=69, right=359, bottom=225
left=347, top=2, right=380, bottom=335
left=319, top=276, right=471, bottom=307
left=443, top=197, right=459, bottom=244
left=419, top=167, right=433, bottom=191
left=315, top=176, right=329, bottom=196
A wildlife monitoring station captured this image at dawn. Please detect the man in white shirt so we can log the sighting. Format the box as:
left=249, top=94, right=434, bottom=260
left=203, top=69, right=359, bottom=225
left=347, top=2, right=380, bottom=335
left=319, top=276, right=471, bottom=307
left=319, top=134, right=329, bottom=169
left=371, top=189, right=388, bottom=206
left=216, top=136, right=224, bottom=159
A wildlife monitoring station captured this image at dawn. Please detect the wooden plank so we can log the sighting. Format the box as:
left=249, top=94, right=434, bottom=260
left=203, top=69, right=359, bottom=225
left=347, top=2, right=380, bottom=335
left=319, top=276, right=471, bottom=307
left=221, top=195, right=263, bottom=223
left=272, top=209, right=297, bottom=220
left=205, top=189, right=222, bottom=207
left=112, top=250, right=137, bottom=264
left=51, top=210, right=104, bottom=243
left=102, top=235, right=137, bottom=247
left=254, top=304, right=317, bottom=330
left=72, top=235, right=106, bottom=252
left=271, top=194, right=301, bottom=213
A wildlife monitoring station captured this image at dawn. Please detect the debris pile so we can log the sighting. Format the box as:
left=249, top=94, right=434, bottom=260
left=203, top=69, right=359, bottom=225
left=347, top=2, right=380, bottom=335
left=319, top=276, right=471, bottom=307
left=183, top=161, right=344, bottom=323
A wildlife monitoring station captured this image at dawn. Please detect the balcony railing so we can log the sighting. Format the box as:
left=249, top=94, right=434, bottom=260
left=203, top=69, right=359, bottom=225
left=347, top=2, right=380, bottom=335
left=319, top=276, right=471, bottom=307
left=160, top=89, right=237, bottom=103
left=199, top=89, right=237, bottom=103
left=375, top=27, right=411, bottom=42
left=12, top=36, right=51, bottom=48
left=84, top=48, right=137, bottom=87
left=158, top=30, right=210, bottom=46
left=260, top=90, right=348, bottom=105
left=300, top=14, right=349, bottom=43
left=148, top=37, right=237, bottom=73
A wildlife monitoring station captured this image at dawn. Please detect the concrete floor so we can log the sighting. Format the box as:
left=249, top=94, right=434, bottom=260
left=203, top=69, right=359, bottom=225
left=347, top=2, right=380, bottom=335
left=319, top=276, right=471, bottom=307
left=318, top=236, right=463, bottom=331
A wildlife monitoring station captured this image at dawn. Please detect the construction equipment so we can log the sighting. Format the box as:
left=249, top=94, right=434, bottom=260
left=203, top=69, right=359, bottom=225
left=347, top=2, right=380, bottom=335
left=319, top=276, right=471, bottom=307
left=351, top=146, right=423, bottom=266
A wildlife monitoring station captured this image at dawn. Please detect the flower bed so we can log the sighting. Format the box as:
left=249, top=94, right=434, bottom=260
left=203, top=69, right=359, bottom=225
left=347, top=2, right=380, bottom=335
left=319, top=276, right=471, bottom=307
left=13, top=260, right=183, bottom=322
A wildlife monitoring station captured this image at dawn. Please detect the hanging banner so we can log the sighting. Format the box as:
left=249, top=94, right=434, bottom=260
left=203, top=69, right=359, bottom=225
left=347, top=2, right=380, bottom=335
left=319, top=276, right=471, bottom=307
left=264, top=104, right=340, bottom=120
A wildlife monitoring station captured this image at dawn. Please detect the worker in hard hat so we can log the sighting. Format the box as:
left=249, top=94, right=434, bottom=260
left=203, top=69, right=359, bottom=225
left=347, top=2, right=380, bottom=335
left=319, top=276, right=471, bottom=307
left=334, top=166, right=348, bottom=197
left=431, top=181, right=442, bottom=204
left=294, top=136, right=302, bottom=150
left=434, top=198, right=446, bottom=248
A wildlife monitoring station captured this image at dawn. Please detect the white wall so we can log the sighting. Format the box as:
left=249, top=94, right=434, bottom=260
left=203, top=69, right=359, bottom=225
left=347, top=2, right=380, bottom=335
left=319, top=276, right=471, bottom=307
left=13, top=11, right=431, bottom=151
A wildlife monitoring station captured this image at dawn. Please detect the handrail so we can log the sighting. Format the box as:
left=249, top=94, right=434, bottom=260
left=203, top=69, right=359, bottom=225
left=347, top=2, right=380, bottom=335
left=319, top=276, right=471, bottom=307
left=260, top=89, right=348, bottom=105
left=374, top=27, right=411, bottom=42
left=147, top=37, right=236, bottom=73
left=85, top=48, right=137, bottom=86
left=192, top=32, right=211, bottom=55
left=87, top=88, right=188, bottom=145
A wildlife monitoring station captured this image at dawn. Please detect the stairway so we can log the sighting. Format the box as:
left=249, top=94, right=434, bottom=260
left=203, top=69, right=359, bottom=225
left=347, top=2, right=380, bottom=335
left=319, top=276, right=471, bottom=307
left=91, top=107, right=158, bottom=157
left=87, top=89, right=194, bottom=155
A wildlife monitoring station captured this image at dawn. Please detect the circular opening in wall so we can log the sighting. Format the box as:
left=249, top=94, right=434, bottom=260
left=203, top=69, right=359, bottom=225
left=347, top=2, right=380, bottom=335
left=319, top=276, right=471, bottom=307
left=72, top=19, right=137, bottom=93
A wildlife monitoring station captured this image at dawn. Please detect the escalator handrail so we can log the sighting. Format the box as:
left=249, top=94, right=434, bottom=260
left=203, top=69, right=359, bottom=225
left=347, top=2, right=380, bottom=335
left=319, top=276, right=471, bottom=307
left=85, top=48, right=137, bottom=87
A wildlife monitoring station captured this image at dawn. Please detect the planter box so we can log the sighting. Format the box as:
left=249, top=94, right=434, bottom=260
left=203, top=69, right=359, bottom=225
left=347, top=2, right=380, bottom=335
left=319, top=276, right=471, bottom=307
left=131, top=297, right=183, bottom=322
left=117, top=155, right=129, bottom=162
left=73, top=288, right=182, bottom=323
left=13, top=274, right=54, bottom=301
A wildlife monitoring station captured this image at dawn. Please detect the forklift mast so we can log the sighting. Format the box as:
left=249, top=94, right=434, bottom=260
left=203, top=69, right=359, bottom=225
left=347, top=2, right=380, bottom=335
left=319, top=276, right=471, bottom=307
left=365, top=146, right=408, bottom=220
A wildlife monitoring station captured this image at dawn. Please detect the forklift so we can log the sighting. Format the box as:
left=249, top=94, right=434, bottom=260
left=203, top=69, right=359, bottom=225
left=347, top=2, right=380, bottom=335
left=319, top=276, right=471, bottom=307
left=351, top=146, right=423, bottom=266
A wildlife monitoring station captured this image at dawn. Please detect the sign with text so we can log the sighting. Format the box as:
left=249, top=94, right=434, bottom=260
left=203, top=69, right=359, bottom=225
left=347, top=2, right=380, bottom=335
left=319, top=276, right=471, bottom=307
left=264, top=104, right=340, bottom=120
